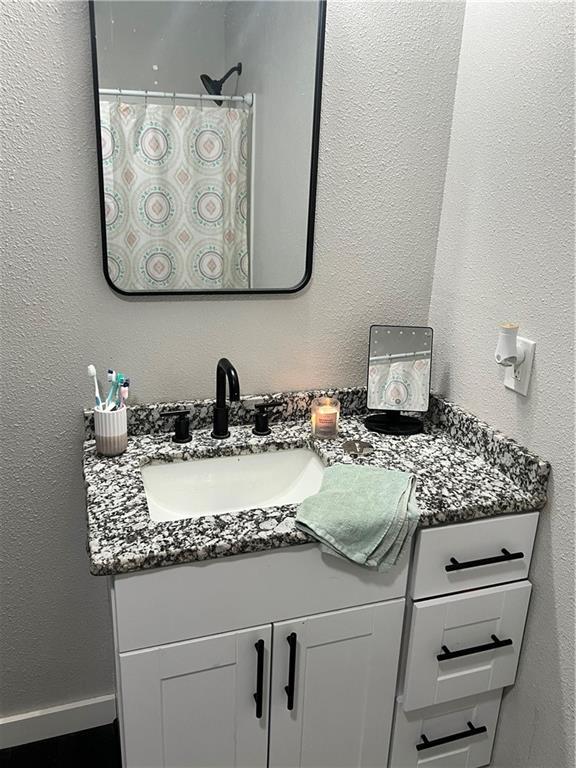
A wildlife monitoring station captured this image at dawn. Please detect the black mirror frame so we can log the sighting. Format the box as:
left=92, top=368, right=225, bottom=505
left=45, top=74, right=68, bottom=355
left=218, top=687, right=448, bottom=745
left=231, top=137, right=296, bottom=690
left=88, top=0, right=327, bottom=297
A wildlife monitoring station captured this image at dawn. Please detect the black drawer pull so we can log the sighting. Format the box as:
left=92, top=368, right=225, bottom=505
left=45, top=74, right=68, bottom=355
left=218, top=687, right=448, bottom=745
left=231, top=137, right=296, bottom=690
left=416, top=721, right=488, bottom=751
left=284, top=632, right=297, bottom=711
left=437, top=634, right=513, bottom=661
left=253, top=639, right=265, bottom=719
left=445, top=548, right=524, bottom=572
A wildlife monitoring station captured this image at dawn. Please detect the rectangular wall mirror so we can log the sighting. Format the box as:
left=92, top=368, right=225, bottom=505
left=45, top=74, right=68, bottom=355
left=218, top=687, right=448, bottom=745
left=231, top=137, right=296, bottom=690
left=89, top=0, right=325, bottom=295
left=367, top=325, right=433, bottom=413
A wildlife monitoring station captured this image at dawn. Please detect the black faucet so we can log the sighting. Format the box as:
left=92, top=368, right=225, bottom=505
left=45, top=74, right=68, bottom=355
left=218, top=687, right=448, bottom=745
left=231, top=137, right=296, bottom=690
left=212, top=358, right=240, bottom=439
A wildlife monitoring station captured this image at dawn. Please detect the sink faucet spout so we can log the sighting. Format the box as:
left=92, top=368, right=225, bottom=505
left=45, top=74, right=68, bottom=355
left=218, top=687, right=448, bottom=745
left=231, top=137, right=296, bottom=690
left=212, top=358, right=240, bottom=439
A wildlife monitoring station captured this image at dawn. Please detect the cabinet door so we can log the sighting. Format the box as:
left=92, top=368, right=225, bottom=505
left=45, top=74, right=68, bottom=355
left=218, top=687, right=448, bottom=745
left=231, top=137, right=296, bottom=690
left=119, top=625, right=271, bottom=768
left=269, top=600, right=405, bottom=768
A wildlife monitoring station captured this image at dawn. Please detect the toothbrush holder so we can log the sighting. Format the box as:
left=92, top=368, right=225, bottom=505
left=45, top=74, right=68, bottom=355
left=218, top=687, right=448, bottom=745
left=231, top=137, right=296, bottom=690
left=94, top=406, right=128, bottom=457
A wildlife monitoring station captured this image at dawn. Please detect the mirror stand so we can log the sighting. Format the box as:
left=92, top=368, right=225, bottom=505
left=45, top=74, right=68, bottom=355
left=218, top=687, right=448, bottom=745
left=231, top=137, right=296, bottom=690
left=364, top=411, right=424, bottom=436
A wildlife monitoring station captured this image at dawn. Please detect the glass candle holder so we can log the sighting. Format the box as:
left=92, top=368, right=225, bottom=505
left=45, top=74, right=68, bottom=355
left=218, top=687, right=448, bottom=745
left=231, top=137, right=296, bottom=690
left=311, top=396, right=340, bottom=439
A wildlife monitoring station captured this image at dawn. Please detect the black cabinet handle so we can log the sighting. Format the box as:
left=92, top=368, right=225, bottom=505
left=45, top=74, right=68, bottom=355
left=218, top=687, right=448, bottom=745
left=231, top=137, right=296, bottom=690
left=284, top=632, right=297, bottom=711
left=437, top=634, right=513, bottom=661
left=416, top=721, right=488, bottom=751
left=445, top=548, right=524, bottom=572
left=253, top=640, right=265, bottom=719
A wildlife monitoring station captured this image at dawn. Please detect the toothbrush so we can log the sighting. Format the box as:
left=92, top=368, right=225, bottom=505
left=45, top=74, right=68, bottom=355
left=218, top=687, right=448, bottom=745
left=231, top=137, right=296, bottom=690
left=87, top=364, right=102, bottom=408
left=113, top=377, right=129, bottom=410
left=105, top=370, right=124, bottom=411
left=119, top=378, right=130, bottom=409
left=110, top=373, right=125, bottom=411
left=104, top=369, right=116, bottom=410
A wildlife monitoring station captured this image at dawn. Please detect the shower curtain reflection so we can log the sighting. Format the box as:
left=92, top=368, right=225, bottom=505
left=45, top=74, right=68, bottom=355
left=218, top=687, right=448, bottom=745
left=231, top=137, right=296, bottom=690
left=100, top=100, right=250, bottom=291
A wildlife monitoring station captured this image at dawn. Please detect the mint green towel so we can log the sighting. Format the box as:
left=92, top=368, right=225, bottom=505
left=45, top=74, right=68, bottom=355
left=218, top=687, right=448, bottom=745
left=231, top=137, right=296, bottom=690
left=295, top=464, right=420, bottom=571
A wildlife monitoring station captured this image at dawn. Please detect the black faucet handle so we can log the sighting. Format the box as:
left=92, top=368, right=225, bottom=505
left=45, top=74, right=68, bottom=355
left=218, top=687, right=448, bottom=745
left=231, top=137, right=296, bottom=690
left=254, top=400, right=282, bottom=413
left=162, top=409, right=192, bottom=444
left=252, top=400, right=282, bottom=436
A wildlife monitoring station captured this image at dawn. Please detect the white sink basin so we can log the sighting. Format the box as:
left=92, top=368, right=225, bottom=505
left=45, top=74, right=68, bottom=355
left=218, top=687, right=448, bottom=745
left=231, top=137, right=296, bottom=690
left=141, top=448, right=325, bottom=522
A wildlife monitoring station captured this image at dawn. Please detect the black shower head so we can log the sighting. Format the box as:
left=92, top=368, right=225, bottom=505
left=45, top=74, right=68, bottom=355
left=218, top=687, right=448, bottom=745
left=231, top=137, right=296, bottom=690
left=200, top=63, right=242, bottom=106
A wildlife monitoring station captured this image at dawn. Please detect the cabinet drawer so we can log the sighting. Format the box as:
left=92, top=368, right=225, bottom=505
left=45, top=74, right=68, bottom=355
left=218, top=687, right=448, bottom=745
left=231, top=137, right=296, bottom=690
left=389, top=690, right=502, bottom=768
left=410, top=512, right=538, bottom=599
left=403, top=581, right=531, bottom=711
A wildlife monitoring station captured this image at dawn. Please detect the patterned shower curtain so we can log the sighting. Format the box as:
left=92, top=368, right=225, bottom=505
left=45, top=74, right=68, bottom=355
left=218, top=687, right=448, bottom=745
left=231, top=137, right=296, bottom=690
left=100, top=101, right=249, bottom=291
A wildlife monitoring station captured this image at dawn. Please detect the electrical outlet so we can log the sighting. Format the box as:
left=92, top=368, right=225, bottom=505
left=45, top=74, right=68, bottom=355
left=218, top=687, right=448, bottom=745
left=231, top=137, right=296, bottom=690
left=504, top=337, right=536, bottom=396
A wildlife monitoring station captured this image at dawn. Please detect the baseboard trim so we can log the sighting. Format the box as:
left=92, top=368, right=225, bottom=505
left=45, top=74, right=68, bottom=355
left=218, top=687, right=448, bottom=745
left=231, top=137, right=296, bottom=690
left=0, top=694, right=116, bottom=749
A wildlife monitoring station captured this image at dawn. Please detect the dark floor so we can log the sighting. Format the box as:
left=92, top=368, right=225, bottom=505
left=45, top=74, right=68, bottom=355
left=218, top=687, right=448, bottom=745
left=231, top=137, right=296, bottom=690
left=0, top=722, right=121, bottom=768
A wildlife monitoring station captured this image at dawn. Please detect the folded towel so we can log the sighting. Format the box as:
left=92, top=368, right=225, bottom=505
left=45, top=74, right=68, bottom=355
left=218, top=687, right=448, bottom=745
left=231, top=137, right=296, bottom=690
left=295, top=464, right=420, bottom=571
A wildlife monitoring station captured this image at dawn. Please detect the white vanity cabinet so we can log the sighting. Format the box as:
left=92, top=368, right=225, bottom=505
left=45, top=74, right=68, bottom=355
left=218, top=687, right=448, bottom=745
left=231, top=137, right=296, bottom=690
left=111, top=544, right=409, bottom=768
left=109, top=513, right=539, bottom=768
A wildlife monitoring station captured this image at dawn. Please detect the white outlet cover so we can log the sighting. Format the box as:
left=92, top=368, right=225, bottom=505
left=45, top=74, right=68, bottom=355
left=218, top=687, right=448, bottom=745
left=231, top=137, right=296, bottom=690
left=504, top=337, right=536, bottom=396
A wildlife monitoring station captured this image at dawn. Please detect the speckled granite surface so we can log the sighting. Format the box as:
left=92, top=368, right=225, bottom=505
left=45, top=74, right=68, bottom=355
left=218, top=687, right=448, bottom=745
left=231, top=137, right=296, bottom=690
left=83, top=389, right=550, bottom=576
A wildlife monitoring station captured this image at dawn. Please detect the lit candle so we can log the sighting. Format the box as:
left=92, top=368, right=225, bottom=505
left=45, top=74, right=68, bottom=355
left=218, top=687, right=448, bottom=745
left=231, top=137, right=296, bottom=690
left=311, top=397, right=340, bottom=439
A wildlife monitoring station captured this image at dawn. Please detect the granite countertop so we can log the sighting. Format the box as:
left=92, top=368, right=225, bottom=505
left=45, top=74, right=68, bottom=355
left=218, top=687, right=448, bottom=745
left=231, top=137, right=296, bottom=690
left=83, top=388, right=550, bottom=576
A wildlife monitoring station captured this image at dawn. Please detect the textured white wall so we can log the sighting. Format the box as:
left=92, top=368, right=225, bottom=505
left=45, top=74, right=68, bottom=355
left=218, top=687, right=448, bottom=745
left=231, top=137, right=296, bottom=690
left=0, top=0, right=464, bottom=716
left=428, top=3, right=574, bottom=766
